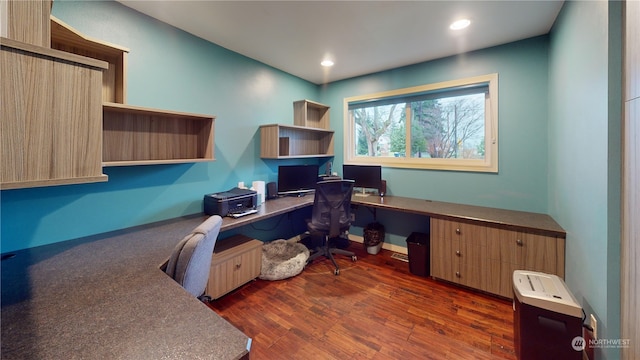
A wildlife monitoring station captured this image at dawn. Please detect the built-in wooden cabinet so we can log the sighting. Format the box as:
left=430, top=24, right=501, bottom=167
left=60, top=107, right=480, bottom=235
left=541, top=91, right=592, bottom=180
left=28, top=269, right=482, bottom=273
left=431, top=218, right=565, bottom=299
left=431, top=219, right=487, bottom=290
left=0, top=37, right=108, bottom=189
left=0, top=0, right=51, bottom=48
left=207, top=235, right=262, bottom=300
left=50, top=16, right=129, bottom=104
left=1, top=0, right=216, bottom=189
left=103, top=103, right=215, bottom=166
left=485, top=228, right=564, bottom=298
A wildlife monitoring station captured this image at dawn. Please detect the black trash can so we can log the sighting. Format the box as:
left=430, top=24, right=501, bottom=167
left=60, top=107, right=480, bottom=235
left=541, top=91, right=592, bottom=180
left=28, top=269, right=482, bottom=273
left=406, top=232, right=430, bottom=277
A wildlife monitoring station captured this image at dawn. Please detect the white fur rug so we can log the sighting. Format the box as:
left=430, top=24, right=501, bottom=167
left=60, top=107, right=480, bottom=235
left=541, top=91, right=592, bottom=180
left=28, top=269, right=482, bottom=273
left=259, top=240, right=310, bottom=281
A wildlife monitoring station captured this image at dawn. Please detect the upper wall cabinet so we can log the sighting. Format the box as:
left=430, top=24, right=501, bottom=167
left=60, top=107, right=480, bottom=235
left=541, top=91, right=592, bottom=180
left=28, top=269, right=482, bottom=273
left=0, top=0, right=51, bottom=48
left=1, top=37, right=108, bottom=189
left=49, top=15, right=215, bottom=167
left=50, top=16, right=129, bottom=104
left=260, top=100, right=334, bottom=159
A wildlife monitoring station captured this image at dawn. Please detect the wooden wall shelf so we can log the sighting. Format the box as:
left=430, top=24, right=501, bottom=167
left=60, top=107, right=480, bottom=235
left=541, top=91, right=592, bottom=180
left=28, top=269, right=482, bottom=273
left=103, top=102, right=215, bottom=166
left=293, top=99, right=330, bottom=129
left=260, top=124, right=334, bottom=159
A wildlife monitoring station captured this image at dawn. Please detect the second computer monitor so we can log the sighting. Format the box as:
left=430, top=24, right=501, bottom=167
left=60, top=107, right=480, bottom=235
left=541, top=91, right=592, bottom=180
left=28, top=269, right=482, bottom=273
left=342, top=164, right=382, bottom=196
left=277, top=164, right=319, bottom=196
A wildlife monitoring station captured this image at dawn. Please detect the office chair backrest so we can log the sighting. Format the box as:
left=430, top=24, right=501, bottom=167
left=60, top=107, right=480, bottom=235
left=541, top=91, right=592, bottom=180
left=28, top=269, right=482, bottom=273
left=311, top=179, right=355, bottom=238
left=165, top=215, right=222, bottom=297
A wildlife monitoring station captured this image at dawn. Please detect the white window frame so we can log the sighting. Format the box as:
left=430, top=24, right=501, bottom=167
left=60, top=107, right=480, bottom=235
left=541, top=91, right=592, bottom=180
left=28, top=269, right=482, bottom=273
left=343, top=73, right=498, bottom=173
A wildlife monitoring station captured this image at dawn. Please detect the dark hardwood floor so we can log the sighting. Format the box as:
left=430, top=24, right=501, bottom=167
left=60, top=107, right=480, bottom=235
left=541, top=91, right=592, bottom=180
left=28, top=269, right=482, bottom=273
left=207, top=241, right=516, bottom=360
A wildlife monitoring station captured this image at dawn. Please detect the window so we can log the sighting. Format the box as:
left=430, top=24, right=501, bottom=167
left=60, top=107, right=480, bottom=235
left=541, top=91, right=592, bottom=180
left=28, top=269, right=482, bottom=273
left=343, top=74, right=498, bottom=172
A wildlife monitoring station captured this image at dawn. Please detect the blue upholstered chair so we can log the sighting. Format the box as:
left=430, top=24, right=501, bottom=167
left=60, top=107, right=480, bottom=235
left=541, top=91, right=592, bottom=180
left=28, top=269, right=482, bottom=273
left=165, top=215, right=222, bottom=300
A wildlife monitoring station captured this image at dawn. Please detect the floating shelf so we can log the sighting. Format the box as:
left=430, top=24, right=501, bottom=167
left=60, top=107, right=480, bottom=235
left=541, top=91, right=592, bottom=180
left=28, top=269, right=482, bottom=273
left=103, top=102, right=215, bottom=166
left=260, top=124, right=334, bottom=159
left=293, top=99, right=330, bottom=129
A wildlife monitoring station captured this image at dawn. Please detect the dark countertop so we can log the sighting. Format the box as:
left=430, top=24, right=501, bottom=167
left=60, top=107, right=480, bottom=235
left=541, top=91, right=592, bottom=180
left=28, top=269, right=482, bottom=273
left=352, top=195, right=566, bottom=237
left=1, top=215, right=250, bottom=359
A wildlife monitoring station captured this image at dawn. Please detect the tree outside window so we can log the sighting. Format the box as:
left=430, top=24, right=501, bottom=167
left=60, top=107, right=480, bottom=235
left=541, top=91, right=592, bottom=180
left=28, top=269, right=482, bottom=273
left=344, top=74, right=498, bottom=173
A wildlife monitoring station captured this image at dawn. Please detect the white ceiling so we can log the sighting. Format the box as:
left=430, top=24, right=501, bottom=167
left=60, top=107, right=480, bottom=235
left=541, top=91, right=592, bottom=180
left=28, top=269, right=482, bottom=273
left=117, top=0, right=564, bottom=85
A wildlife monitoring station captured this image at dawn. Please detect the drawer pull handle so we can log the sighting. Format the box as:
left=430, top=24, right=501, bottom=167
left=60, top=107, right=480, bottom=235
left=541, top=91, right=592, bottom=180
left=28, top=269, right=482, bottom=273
left=455, top=228, right=461, bottom=234
left=516, top=239, right=524, bottom=246
left=455, top=271, right=461, bottom=277
left=455, top=250, right=461, bottom=256
left=236, top=263, right=242, bottom=269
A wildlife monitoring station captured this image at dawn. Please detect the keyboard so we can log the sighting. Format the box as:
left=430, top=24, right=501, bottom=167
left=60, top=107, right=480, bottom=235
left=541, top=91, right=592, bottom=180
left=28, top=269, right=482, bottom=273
left=228, top=209, right=258, bottom=218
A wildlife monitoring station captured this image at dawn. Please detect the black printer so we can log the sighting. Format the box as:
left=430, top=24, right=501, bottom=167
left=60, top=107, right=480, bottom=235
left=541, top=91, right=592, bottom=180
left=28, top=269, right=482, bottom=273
left=204, top=187, right=257, bottom=217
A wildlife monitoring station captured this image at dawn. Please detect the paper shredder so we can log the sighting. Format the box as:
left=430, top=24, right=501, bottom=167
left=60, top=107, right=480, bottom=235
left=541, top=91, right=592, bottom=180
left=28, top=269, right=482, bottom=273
left=513, top=270, right=583, bottom=360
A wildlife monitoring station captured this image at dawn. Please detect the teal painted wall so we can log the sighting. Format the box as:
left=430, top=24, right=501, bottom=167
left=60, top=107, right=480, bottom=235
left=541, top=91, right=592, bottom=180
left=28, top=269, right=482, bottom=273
left=323, top=37, right=550, bottom=247
left=1, top=1, right=553, bottom=254
left=548, top=1, right=622, bottom=359
left=0, top=0, right=320, bottom=253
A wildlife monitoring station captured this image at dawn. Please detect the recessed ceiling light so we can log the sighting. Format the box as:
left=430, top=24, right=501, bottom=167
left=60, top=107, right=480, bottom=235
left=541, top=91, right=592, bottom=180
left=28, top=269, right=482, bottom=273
left=450, top=19, right=471, bottom=30
left=321, top=59, right=334, bottom=67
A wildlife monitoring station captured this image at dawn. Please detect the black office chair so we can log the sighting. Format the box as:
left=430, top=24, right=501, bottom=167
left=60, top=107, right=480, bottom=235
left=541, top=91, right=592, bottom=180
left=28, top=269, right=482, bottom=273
left=306, top=179, right=357, bottom=275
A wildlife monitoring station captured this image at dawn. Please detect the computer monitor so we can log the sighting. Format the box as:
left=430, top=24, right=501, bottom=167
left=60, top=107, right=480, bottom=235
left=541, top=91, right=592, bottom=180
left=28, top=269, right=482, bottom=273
left=277, top=164, right=319, bottom=196
left=342, top=164, right=382, bottom=197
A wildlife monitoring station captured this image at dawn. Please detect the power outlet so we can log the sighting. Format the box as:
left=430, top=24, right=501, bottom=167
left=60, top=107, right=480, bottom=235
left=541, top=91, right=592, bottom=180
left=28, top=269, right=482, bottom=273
left=590, top=314, right=598, bottom=340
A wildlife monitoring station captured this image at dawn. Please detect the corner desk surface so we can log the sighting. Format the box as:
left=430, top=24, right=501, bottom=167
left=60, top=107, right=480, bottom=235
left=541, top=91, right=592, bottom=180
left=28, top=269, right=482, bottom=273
left=1, top=216, right=250, bottom=360
left=1, top=194, right=564, bottom=359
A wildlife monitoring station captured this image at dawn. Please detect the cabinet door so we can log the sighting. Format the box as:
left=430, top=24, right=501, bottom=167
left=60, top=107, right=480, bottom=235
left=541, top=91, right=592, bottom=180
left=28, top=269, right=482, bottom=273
left=486, top=228, right=562, bottom=298
left=208, top=257, right=238, bottom=299
left=207, top=237, right=262, bottom=299
left=1, top=40, right=107, bottom=189
left=456, top=223, right=487, bottom=290
left=430, top=219, right=458, bottom=282
left=233, top=246, right=262, bottom=288
left=515, top=232, right=559, bottom=275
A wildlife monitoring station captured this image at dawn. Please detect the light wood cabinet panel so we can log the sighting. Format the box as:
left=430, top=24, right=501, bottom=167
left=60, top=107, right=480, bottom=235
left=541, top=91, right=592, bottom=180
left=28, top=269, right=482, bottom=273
left=430, top=219, right=457, bottom=281
left=1, top=37, right=108, bottom=189
left=102, top=103, right=215, bottom=166
left=260, top=124, right=334, bottom=159
left=430, top=219, right=487, bottom=290
left=207, top=235, right=262, bottom=300
left=50, top=16, right=129, bottom=104
left=432, top=218, right=564, bottom=298
left=485, top=227, right=564, bottom=298
left=0, top=0, right=51, bottom=48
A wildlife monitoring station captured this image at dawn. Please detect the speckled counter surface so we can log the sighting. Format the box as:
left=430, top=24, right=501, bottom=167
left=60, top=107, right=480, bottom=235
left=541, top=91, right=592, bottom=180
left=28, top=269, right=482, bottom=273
left=1, top=215, right=250, bottom=359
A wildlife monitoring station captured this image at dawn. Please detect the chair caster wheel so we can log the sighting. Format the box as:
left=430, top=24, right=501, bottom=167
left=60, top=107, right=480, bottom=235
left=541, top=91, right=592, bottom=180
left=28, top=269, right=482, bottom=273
left=334, top=269, right=340, bottom=275
left=351, top=255, right=357, bottom=262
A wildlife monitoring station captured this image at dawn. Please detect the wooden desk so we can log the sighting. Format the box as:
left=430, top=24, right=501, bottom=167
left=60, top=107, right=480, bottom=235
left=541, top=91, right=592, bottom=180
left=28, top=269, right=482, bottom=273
left=0, top=216, right=251, bottom=359
left=215, top=193, right=566, bottom=299
left=220, top=195, right=314, bottom=232
left=351, top=195, right=565, bottom=237
left=351, top=194, right=566, bottom=298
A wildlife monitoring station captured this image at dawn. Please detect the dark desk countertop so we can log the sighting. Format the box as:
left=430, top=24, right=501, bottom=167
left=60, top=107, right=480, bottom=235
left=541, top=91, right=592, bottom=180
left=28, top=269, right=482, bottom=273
left=352, top=195, right=566, bottom=237
left=1, top=215, right=250, bottom=359
left=1, top=193, right=565, bottom=358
